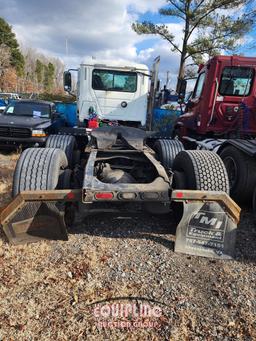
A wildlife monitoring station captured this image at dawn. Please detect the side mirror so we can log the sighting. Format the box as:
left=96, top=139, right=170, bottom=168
left=177, top=79, right=187, bottom=100
left=64, top=71, right=72, bottom=92
left=156, top=80, right=160, bottom=92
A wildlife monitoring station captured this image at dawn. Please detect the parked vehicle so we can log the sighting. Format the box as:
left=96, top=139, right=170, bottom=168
left=0, top=98, right=7, bottom=113
left=0, top=59, right=240, bottom=260
left=0, top=92, right=20, bottom=100
left=0, top=100, right=66, bottom=148
left=64, top=57, right=153, bottom=128
left=174, top=55, right=256, bottom=211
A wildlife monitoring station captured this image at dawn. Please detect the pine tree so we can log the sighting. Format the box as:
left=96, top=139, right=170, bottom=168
left=0, top=17, right=24, bottom=76
left=35, top=59, right=44, bottom=84
left=132, top=0, right=255, bottom=89
left=43, top=62, right=55, bottom=91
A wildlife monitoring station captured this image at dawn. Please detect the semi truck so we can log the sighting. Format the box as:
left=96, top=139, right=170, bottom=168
left=0, top=58, right=241, bottom=259
left=174, top=55, right=256, bottom=214
left=64, top=57, right=152, bottom=128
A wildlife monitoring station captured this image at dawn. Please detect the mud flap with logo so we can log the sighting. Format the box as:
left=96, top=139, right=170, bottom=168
left=172, top=190, right=241, bottom=260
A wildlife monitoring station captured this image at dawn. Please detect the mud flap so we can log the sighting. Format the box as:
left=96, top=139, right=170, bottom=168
left=172, top=190, right=241, bottom=260
left=0, top=190, right=80, bottom=245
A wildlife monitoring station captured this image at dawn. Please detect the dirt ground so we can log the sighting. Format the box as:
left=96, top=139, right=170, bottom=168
left=0, top=151, right=255, bottom=341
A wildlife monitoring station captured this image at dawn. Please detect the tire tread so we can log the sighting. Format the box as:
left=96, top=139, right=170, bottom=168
left=173, top=150, right=230, bottom=193
left=46, top=134, right=76, bottom=166
left=154, top=139, right=184, bottom=168
left=12, top=148, right=68, bottom=197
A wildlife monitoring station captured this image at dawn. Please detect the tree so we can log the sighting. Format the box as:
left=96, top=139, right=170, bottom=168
left=35, top=59, right=44, bottom=84
left=0, top=18, right=64, bottom=94
left=0, top=43, right=10, bottom=73
left=0, top=44, right=10, bottom=90
left=48, top=62, right=55, bottom=88
left=132, top=0, right=255, bottom=89
left=0, top=17, right=24, bottom=76
left=44, top=62, right=55, bottom=91
left=1, top=68, right=17, bottom=92
left=22, top=47, right=65, bottom=93
left=53, top=57, right=65, bottom=91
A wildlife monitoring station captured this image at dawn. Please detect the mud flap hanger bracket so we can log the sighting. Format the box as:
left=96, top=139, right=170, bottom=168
left=0, top=190, right=81, bottom=245
left=0, top=188, right=241, bottom=260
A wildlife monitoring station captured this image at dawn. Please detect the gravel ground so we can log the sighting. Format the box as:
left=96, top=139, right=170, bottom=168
left=0, top=151, right=255, bottom=340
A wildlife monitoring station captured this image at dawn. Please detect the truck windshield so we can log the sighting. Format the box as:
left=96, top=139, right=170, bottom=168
left=219, top=67, right=254, bottom=96
left=92, top=69, right=137, bottom=92
left=5, top=102, right=50, bottom=118
left=192, top=72, right=206, bottom=99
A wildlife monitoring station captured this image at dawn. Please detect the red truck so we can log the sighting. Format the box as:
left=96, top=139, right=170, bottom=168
left=173, top=55, right=256, bottom=211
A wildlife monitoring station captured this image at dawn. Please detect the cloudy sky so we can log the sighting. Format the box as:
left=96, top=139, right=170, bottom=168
left=1, top=0, right=252, bottom=90
left=0, top=0, right=187, bottom=89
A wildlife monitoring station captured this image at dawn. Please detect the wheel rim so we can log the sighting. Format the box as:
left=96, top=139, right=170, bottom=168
left=223, top=156, right=238, bottom=190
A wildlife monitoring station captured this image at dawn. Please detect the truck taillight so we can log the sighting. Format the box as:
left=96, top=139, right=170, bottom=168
left=95, top=192, right=114, bottom=200
left=174, top=191, right=184, bottom=199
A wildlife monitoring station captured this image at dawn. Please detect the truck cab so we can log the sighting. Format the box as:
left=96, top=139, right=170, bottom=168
left=64, top=59, right=150, bottom=128
left=177, top=56, right=256, bottom=138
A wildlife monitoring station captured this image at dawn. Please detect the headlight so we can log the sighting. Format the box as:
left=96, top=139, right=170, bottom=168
left=32, top=129, right=47, bottom=137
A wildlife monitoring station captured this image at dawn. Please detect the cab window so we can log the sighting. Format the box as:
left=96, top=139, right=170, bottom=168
left=192, top=72, right=205, bottom=99
left=219, top=67, right=254, bottom=96
left=92, top=69, right=137, bottom=92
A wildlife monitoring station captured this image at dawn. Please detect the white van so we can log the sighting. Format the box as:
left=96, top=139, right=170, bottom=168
left=0, top=92, right=20, bottom=100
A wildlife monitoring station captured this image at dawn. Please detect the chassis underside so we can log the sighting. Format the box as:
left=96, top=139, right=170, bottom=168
left=82, top=148, right=171, bottom=203
left=0, top=126, right=241, bottom=260
left=77, top=126, right=172, bottom=204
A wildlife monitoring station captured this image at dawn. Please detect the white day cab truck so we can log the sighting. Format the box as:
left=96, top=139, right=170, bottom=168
left=0, top=57, right=240, bottom=260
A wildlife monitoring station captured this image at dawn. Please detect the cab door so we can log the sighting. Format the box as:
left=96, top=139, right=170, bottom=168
left=184, top=72, right=206, bottom=131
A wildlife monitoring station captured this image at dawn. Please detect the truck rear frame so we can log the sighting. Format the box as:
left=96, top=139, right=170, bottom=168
left=0, top=126, right=241, bottom=260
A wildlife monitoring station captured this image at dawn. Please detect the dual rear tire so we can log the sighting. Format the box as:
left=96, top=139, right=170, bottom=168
left=154, top=139, right=184, bottom=169
left=172, top=150, right=230, bottom=193
left=171, top=149, right=229, bottom=223
left=12, top=147, right=76, bottom=228
left=219, top=146, right=256, bottom=203
left=146, top=140, right=229, bottom=215
left=155, top=139, right=229, bottom=193
left=13, top=135, right=78, bottom=195
left=12, top=148, right=69, bottom=197
left=46, top=134, right=77, bottom=167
